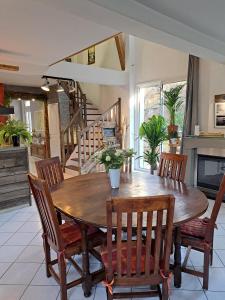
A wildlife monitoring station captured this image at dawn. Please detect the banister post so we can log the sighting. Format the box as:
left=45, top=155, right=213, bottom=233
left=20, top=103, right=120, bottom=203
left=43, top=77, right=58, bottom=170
left=77, top=126, right=82, bottom=174
left=60, top=130, right=66, bottom=171
left=118, top=98, right=122, bottom=130
left=118, top=98, right=122, bottom=147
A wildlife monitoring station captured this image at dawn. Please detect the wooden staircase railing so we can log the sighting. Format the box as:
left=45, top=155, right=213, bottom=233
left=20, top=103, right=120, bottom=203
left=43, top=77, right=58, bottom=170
left=60, top=80, right=88, bottom=168
left=61, top=80, right=87, bottom=127
left=61, top=107, right=83, bottom=169
left=76, top=98, right=121, bottom=171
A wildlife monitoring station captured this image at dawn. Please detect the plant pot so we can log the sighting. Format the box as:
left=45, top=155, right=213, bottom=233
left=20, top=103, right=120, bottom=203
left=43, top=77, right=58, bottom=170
left=168, top=124, right=178, bottom=135
left=170, top=138, right=177, bottom=145
left=12, top=135, right=20, bottom=147
left=109, top=168, right=120, bottom=189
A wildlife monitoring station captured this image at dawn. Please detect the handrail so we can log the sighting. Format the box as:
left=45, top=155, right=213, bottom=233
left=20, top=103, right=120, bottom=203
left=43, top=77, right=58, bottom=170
left=80, top=98, right=121, bottom=134
left=62, top=97, right=121, bottom=173
left=63, top=107, right=82, bottom=134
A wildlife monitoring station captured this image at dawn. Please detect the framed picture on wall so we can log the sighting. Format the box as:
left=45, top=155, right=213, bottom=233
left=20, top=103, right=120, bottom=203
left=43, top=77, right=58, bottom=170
left=88, top=46, right=95, bottom=65
left=215, top=94, right=225, bottom=128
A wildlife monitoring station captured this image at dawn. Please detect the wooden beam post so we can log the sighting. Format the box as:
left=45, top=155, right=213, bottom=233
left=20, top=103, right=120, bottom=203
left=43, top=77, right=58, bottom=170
left=114, top=34, right=125, bottom=71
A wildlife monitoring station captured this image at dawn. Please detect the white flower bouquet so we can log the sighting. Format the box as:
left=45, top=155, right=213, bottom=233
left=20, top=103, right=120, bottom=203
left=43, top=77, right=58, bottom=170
left=95, top=148, right=125, bottom=172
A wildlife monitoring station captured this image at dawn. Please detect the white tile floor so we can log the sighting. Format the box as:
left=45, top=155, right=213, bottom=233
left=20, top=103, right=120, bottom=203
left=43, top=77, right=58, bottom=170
left=1, top=200, right=225, bottom=299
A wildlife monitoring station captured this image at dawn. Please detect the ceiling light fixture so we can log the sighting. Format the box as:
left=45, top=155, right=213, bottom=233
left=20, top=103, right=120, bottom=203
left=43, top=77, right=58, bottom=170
left=41, top=78, right=50, bottom=92
left=32, top=98, right=35, bottom=102
left=57, top=81, right=64, bottom=93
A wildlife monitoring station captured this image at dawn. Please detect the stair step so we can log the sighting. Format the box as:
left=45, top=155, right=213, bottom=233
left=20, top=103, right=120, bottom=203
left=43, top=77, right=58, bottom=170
left=66, top=165, right=81, bottom=172
left=75, top=150, right=100, bottom=155
left=87, top=113, right=101, bottom=115
left=86, top=107, right=99, bottom=111
left=71, top=158, right=85, bottom=163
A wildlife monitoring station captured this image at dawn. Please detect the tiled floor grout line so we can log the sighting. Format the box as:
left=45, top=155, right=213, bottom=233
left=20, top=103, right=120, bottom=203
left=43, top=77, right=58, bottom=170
left=18, top=262, right=44, bottom=300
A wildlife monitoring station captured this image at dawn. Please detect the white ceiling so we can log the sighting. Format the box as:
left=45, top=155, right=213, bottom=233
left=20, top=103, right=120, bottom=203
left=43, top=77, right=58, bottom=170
left=136, top=0, right=225, bottom=43
left=0, top=0, right=116, bottom=86
left=1, top=0, right=225, bottom=87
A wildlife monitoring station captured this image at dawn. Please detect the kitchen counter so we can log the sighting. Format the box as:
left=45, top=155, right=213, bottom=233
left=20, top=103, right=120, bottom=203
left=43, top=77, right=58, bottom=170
left=0, top=146, right=31, bottom=210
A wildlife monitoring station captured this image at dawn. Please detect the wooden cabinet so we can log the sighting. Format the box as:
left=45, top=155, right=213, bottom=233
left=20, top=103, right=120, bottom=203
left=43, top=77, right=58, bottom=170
left=30, top=143, right=47, bottom=159
left=0, top=146, right=31, bottom=210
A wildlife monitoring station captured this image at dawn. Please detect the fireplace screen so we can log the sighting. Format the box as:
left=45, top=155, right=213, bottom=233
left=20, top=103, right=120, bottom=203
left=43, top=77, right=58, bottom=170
left=197, top=154, right=225, bottom=190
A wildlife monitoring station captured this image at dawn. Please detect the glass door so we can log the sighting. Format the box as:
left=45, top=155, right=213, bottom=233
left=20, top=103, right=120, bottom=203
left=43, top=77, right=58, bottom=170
left=135, top=82, right=162, bottom=170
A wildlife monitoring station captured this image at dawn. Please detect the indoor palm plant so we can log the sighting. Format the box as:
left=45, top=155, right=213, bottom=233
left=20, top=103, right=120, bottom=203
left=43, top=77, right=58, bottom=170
left=139, top=115, right=167, bottom=174
left=164, top=84, right=184, bottom=142
left=0, top=119, right=32, bottom=147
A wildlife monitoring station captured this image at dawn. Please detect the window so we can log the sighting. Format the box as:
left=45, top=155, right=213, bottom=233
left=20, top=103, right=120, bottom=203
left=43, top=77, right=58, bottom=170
left=135, top=80, right=186, bottom=170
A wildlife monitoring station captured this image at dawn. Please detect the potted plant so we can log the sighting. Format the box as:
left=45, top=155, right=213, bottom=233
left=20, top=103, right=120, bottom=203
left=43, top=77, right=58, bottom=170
left=164, top=85, right=184, bottom=138
left=170, top=131, right=179, bottom=145
left=139, top=115, right=167, bottom=174
left=95, top=148, right=126, bottom=188
left=0, top=119, right=32, bottom=147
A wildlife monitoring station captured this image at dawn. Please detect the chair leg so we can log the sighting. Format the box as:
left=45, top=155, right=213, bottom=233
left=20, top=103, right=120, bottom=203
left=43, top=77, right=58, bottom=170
left=210, top=248, right=213, bottom=266
left=43, top=236, right=51, bottom=277
left=162, top=280, right=169, bottom=300
left=182, top=246, right=192, bottom=268
left=106, top=287, right=113, bottom=300
left=58, top=252, right=67, bottom=300
left=203, top=249, right=210, bottom=290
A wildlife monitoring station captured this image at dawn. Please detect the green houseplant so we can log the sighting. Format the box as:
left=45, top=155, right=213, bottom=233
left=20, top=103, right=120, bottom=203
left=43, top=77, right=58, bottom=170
left=139, top=115, right=167, bottom=174
left=0, top=119, right=32, bottom=147
left=164, top=84, right=184, bottom=138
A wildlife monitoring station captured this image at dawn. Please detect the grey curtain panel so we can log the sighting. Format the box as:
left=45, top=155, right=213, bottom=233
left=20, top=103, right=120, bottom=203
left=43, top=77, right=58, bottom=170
left=184, top=55, right=199, bottom=135
left=181, top=55, right=199, bottom=152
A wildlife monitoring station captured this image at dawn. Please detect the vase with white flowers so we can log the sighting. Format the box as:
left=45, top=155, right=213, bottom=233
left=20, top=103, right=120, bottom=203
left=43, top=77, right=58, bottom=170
left=95, top=148, right=128, bottom=188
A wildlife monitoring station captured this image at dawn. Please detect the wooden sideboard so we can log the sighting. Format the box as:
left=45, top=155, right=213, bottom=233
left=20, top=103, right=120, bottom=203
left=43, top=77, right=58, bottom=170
left=0, top=146, right=31, bottom=210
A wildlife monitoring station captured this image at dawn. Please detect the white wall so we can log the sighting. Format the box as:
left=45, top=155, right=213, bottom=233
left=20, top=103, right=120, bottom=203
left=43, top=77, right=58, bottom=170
left=135, top=37, right=188, bottom=84
left=73, top=37, right=121, bottom=71
left=48, top=103, right=61, bottom=158
left=199, top=59, right=225, bottom=133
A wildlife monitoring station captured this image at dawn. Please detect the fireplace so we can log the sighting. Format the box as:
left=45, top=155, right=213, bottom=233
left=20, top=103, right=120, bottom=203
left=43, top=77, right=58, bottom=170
left=197, top=154, right=225, bottom=199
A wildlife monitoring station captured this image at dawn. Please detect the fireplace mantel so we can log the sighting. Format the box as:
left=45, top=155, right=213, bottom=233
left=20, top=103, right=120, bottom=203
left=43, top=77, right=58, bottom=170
left=183, top=136, right=225, bottom=185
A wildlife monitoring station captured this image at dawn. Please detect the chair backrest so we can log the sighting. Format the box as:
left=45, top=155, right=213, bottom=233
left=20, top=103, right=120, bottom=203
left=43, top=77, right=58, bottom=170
left=206, top=174, right=225, bottom=242
left=28, top=173, right=64, bottom=251
left=158, top=152, right=187, bottom=182
left=106, top=195, right=175, bottom=284
left=35, top=157, right=64, bottom=191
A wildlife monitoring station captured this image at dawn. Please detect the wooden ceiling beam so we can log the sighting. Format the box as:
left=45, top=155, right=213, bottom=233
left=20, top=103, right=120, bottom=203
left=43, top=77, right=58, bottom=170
left=114, top=33, right=125, bottom=71
left=0, top=64, right=19, bottom=72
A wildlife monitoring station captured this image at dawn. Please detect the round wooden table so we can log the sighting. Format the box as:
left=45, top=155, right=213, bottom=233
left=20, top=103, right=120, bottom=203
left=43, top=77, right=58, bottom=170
left=52, top=172, right=208, bottom=295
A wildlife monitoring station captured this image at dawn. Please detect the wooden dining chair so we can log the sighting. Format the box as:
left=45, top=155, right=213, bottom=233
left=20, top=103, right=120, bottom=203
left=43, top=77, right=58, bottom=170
left=180, top=174, right=225, bottom=290
left=28, top=173, right=106, bottom=300
left=101, top=195, right=175, bottom=300
left=158, top=152, right=187, bottom=182
left=35, top=156, right=64, bottom=192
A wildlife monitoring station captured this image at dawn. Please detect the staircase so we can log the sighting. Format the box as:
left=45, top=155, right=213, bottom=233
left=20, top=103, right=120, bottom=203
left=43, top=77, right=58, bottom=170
left=60, top=81, right=121, bottom=175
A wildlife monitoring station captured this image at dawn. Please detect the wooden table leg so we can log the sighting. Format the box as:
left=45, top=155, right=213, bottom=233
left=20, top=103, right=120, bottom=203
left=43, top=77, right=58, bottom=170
left=80, top=224, right=93, bottom=297
left=174, top=226, right=182, bottom=288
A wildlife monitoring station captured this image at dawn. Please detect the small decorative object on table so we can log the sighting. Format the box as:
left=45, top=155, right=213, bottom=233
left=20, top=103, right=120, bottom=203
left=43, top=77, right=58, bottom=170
left=95, top=148, right=135, bottom=188
left=123, top=148, right=136, bottom=173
